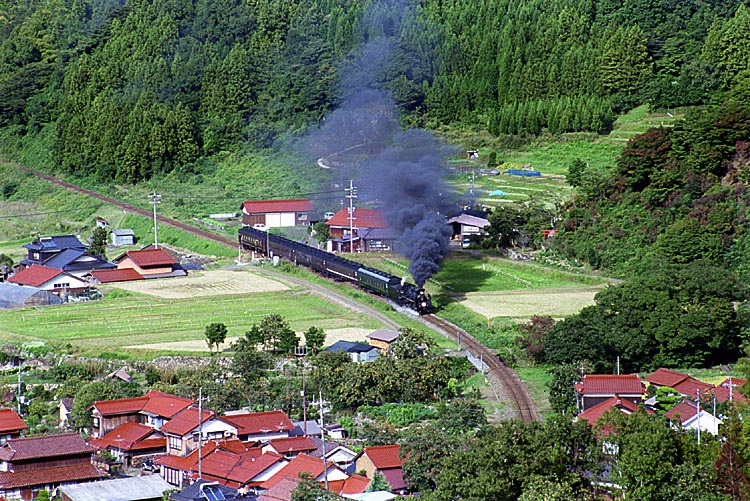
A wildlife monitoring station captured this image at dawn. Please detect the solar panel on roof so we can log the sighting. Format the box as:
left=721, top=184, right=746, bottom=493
left=203, top=485, right=226, bottom=501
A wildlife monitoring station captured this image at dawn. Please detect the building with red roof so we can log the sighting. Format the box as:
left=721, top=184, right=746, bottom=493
left=665, top=401, right=722, bottom=436
left=574, top=374, right=645, bottom=412
left=259, top=454, right=348, bottom=491
left=89, top=422, right=165, bottom=467
left=7, top=264, right=88, bottom=296
left=0, top=409, right=27, bottom=444
left=645, top=368, right=714, bottom=399
left=576, top=397, right=640, bottom=426
left=161, top=407, right=237, bottom=457
left=223, top=410, right=295, bottom=443
left=89, top=268, right=145, bottom=284
left=241, top=199, right=313, bottom=228
left=0, top=433, right=102, bottom=500
left=113, top=248, right=182, bottom=278
left=324, top=208, right=395, bottom=253
left=261, top=436, right=317, bottom=458
left=354, top=444, right=407, bottom=493
left=91, top=390, right=193, bottom=438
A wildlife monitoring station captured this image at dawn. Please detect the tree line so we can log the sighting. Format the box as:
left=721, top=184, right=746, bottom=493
left=1, top=0, right=750, bottom=183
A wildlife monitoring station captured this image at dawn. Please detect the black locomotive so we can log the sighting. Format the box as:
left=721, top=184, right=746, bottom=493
left=238, top=227, right=432, bottom=314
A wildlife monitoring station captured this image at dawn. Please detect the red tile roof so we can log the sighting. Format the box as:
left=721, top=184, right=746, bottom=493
left=257, top=476, right=301, bottom=501
left=673, top=378, right=714, bottom=398
left=242, top=199, right=313, bottom=214
left=361, top=444, right=404, bottom=469
left=89, top=422, right=164, bottom=452
left=7, top=265, right=65, bottom=287
left=325, top=208, right=388, bottom=229
left=664, top=401, right=699, bottom=422
left=0, top=409, right=27, bottom=434
left=201, top=449, right=286, bottom=486
left=0, top=463, right=102, bottom=489
left=155, top=443, right=211, bottom=471
left=90, top=268, right=144, bottom=283
left=332, top=474, right=370, bottom=495
left=0, top=433, right=94, bottom=461
left=713, top=385, right=748, bottom=404
left=141, top=390, right=194, bottom=418
left=263, top=436, right=317, bottom=455
left=160, top=407, right=214, bottom=436
left=381, top=467, right=407, bottom=491
left=121, top=248, right=177, bottom=267
left=577, top=397, right=639, bottom=426
left=259, top=454, right=335, bottom=490
left=646, top=368, right=690, bottom=388
left=574, top=374, right=644, bottom=395
left=93, top=395, right=149, bottom=416
left=223, top=410, right=295, bottom=436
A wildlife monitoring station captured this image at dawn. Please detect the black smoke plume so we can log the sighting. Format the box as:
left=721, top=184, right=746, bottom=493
left=300, top=0, right=453, bottom=287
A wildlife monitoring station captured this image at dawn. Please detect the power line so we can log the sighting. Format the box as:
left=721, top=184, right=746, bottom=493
left=0, top=205, right=102, bottom=219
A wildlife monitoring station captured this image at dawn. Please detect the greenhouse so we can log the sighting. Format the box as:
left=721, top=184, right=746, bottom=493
left=0, top=282, right=63, bottom=309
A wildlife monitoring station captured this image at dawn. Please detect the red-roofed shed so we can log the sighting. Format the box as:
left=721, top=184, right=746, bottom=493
left=89, top=268, right=144, bottom=283
left=241, top=199, right=313, bottom=228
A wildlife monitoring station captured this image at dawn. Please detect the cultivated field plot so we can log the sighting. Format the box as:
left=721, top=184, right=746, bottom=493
left=457, top=287, right=602, bottom=320
left=0, top=282, right=382, bottom=354
left=109, top=269, right=289, bottom=298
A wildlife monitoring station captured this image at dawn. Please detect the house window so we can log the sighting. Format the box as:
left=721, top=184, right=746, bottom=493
left=168, top=435, right=182, bottom=451
left=53, top=283, right=70, bottom=289
left=298, top=213, right=307, bottom=221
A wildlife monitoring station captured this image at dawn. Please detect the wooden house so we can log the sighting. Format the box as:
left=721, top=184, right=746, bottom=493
left=0, top=433, right=102, bottom=500
left=113, top=248, right=181, bottom=278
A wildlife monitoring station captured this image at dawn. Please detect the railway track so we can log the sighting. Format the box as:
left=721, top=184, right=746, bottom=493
left=423, top=314, right=539, bottom=422
left=11, top=161, right=539, bottom=422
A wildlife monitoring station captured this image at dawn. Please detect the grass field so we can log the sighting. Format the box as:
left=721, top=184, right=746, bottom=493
left=0, top=268, right=383, bottom=356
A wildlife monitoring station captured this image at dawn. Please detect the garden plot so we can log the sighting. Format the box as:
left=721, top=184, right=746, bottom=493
left=457, top=287, right=601, bottom=320
left=109, top=269, right=289, bottom=298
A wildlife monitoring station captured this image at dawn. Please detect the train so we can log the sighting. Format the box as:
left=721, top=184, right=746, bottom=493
left=238, top=226, right=432, bottom=314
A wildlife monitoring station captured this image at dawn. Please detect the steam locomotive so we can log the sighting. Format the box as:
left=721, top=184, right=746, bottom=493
left=238, top=227, right=432, bottom=314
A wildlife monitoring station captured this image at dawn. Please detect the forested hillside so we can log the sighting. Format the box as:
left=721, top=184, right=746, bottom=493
left=1, top=0, right=750, bottom=183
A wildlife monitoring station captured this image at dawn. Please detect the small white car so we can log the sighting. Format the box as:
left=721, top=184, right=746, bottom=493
left=253, top=223, right=267, bottom=231
left=462, top=238, right=471, bottom=248
left=324, top=212, right=335, bottom=220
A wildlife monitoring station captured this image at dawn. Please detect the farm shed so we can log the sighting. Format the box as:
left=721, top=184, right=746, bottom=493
left=241, top=198, right=313, bottom=228
left=0, top=282, right=63, bottom=309
left=111, top=228, right=135, bottom=246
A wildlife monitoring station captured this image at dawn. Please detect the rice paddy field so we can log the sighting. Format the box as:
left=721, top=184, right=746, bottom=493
left=0, top=268, right=384, bottom=356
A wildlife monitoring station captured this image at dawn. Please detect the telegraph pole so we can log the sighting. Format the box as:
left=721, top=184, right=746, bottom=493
left=345, top=181, right=357, bottom=254
left=319, top=391, right=329, bottom=491
left=149, top=192, right=161, bottom=249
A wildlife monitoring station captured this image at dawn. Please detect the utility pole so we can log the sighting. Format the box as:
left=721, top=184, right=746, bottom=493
left=197, top=387, right=209, bottom=480
left=17, top=365, right=22, bottom=415
left=319, top=391, right=329, bottom=491
left=345, top=180, right=357, bottom=254
left=696, top=389, right=701, bottom=445
left=149, top=192, right=161, bottom=249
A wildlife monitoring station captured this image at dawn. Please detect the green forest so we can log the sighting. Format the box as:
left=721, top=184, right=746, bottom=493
left=2, top=0, right=750, bottom=181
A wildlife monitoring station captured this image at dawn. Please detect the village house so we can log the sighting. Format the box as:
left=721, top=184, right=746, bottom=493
left=446, top=211, right=490, bottom=240
left=59, top=474, right=172, bottom=501
left=575, top=397, right=641, bottom=426
left=0, top=433, right=103, bottom=500
left=325, top=340, right=381, bottom=363
left=113, top=248, right=185, bottom=278
left=89, top=422, right=166, bottom=467
left=222, top=410, right=296, bottom=443
left=574, top=374, right=646, bottom=412
left=324, top=208, right=395, bottom=253
left=6, top=265, right=89, bottom=299
left=0, top=409, right=27, bottom=444
left=156, top=439, right=287, bottom=489
left=365, top=329, right=400, bottom=354
left=161, top=407, right=238, bottom=457
left=258, top=454, right=351, bottom=493
left=241, top=199, right=314, bottom=228
left=261, top=436, right=317, bottom=459
left=645, top=368, right=715, bottom=399
left=18, top=235, right=116, bottom=278
left=354, top=444, right=407, bottom=494
left=90, top=390, right=194, bottom=438
left=664, top=401, right=723, bottom=436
